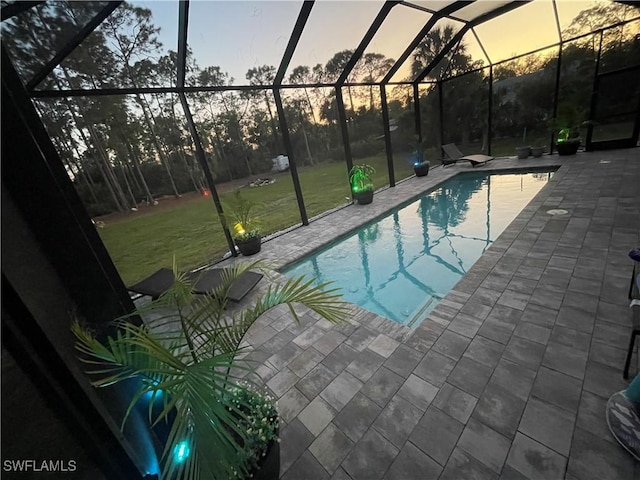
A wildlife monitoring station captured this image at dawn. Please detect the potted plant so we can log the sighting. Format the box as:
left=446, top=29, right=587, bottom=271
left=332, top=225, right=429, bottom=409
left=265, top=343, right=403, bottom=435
left=72, top=261, right=349, bottom=480
left=530, top=146, right=545, bottom=158
left=349, top=164, right=375, bottom=205
left=225, top=190, right=262, bottom=256
left=514, top=126, right=531, bottom=159
left=515, top=145, right=531, bottom=159
left=551, top=103, right=586, bottom=156
left=410, top=138, right=430, bottom=177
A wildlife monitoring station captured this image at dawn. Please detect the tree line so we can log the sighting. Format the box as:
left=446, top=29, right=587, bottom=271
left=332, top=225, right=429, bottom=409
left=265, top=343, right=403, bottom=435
left=3, top=2, right=638, bottom=216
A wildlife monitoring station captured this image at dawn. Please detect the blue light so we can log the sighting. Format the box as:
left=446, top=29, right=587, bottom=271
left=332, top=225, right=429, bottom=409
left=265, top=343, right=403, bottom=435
left=173, top=440, right=190, bottom=464
left=144, top=388, right=163, bottom=401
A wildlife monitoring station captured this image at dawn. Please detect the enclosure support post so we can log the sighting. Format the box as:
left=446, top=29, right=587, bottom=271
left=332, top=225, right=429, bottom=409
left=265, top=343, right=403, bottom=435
left=273, top=87, right=309, bottom=226
left=551, top=42, right=564, bottom=153
left=179, top=93, right=237, bottom=256
left=26, top=2, right=123, bottom=91
left=336, top=87, right=354, bottom=178
left=438, top=81, right=444, bottom=152
left=380, top=84, right=395, bottom=188
left=585, top=32, right=605, bottom=149
left=413, top=83, right=422, bottom=142
left=488, top=66, right=493, bottom=156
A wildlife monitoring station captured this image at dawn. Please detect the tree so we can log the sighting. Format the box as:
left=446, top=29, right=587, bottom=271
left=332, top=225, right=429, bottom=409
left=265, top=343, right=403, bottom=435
left=246, top=65, right=280, bottom=154
left=102, top=3, right=181, bottom=198
left=562, top=2, right=639, bottom=49
left=413, top=27, right=485, bottom=148
left=412, top=25, right=462, bottom=80
left=326, top=50, right=357, bottom=113
left=288, top=66, right=319, bottom=124
left=358, top=53, right=395, bottom=110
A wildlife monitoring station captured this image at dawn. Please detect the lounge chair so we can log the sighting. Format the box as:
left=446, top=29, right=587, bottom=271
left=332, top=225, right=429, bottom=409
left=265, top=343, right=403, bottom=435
left=128, top=267, right=263, bottom=302
left=442, top=143, right=494, bottom=167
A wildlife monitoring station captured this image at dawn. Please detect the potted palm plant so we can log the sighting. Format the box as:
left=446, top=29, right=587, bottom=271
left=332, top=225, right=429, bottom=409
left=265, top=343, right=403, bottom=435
left=72, top=261, right=349, bottom=480
left=410, top=138, right=430, bottom=177
left=225, top=191, right=262, bottom=256
left=349, top=164, right=375, bottom=205
left=551, top=103, right=585, bottom=156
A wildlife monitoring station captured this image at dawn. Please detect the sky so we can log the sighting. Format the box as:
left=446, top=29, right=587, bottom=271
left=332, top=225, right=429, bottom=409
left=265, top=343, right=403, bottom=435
left=133, top=0, right=615, bottom=85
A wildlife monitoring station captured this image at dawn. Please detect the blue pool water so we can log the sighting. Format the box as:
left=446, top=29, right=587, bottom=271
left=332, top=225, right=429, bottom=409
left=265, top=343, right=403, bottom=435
left=283, top=171, right=553, bottom=327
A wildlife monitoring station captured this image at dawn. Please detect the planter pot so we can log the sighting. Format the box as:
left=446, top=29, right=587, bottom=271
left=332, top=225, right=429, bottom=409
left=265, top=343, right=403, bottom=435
left=531, top=146, right=545, bottom=158
left=236, top=236, right=262, bottom=256
left=413, top=162, right=430, bottom=177
left=556, top=141, right=580, bottom=156
left=252, top=433, right=280, bottom=480
left=516, top=146, right=531, bottom=159
left=353, top=189, right=373, bottom=205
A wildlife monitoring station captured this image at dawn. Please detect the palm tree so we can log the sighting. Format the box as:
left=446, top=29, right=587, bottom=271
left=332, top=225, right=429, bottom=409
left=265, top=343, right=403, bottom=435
left=73, top=261, right=348, bottom=480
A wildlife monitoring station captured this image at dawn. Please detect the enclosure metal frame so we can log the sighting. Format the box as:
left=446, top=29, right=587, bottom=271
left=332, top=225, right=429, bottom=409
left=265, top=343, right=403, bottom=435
left=2, top=1, right=639, bottom=477
left=3, top=0, right=640, bottom=278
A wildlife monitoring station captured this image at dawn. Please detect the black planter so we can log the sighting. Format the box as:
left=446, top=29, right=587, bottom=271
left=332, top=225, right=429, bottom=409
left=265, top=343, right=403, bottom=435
left=413, top=162, right=430, bottom=177
left=252, top=434, right=280, bottom=480
left=353, top=189, right=373, bottom=205
left=236, top=236, right=261, bottom=256
left=516, top=146, right=531, bottom=159
left=556, top=141, right=580, bottom=156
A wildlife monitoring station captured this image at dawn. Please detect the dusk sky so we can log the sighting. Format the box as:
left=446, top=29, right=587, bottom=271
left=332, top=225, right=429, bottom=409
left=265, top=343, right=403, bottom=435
left=134, top=1, right=609, bottom=84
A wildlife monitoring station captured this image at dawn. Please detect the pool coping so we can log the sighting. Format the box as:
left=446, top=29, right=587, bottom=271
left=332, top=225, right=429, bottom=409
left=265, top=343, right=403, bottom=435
left=278, top=164, right=558, bottom=327
left=222, top=155, right=565, bottom=342
left=224, top=155, right=563, bottom=274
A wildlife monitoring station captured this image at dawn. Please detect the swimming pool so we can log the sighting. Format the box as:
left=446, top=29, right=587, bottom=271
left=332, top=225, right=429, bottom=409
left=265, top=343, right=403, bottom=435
left=283, top=170, right=553, bottom=327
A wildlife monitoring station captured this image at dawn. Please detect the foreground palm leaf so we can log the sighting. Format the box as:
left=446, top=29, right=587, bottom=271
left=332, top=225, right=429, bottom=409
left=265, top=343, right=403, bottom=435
left=73, top=260, right=349, bottom=480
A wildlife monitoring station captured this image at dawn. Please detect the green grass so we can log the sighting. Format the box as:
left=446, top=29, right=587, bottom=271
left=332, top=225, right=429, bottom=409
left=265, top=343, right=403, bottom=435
left=99, top=153, right=414, bottom=285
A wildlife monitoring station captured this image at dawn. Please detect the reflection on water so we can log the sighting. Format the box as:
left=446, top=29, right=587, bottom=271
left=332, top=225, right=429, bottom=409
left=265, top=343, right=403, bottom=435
left=284, top=171, right=552, bottom=326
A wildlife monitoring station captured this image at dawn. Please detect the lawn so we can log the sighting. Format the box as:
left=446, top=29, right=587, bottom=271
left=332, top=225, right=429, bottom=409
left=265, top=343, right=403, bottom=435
left=99, top=136, right=568, bottom=286
left=99, top=153, right=415, bottom=285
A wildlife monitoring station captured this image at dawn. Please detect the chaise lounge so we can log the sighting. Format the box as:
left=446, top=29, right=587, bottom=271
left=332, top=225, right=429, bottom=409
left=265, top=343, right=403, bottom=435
left=442, top=143, right=494, bottom=167
left=128, top=267, right=263, bottom=302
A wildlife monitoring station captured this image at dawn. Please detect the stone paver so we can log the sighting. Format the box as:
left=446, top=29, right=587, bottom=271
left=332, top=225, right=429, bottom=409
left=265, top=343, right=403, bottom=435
left=298, top=397, right=337, bottom=436
left=345, top=348, right=386, bottom=382
left=409, top=406, right=464, bottom=466
left=319, top=370, right=363, bottom=411
left=372, top=395, right=423, bottom=448
left=308, top=423, right=354, bottom=474
left=341, top=429, right=399, bottom=480
left=531, top=366, right=583, bottom=414
left=542, top=341, right=588, bottom=379
left=333, top=392, right=382, bottom=443
left=440, top=448, right=499, bottom=480
left=384, top=442, right=442, bottom=480
left=506, top=432, right=567, bottom=480
left=231, top=151, right=640, bottom=479
left=446, top=356, right=493, bottom=397
left=457, top=418, right=511, bottom=474
left=413, top=349, right=457, bottom=386
left=396, top=373, right=439, bottom=411
left=473, top=382, right=526, bottom=438
left=360, top=366, right=405, bottom=408
left=567, top=427, right=636, bottom=480
left=518, top=397, right=576, bottom=456
left=383, top=344, right=423, bottom=378
left=432, top=382, right=478, bottom=424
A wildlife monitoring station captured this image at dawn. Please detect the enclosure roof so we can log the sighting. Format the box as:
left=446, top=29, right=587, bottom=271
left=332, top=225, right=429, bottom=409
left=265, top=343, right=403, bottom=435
left=1, top=0, right=638, bottom=97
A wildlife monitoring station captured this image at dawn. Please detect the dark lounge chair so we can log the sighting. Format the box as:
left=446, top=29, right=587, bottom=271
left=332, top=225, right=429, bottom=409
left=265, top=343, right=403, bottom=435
left=442, top=143, right=494, bottom=167
left=128, top=267, right=263, bottom=302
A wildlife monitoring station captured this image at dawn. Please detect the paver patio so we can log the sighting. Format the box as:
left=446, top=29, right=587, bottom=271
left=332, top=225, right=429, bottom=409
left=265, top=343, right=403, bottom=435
left=223, top=148, right=640, bottom=479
